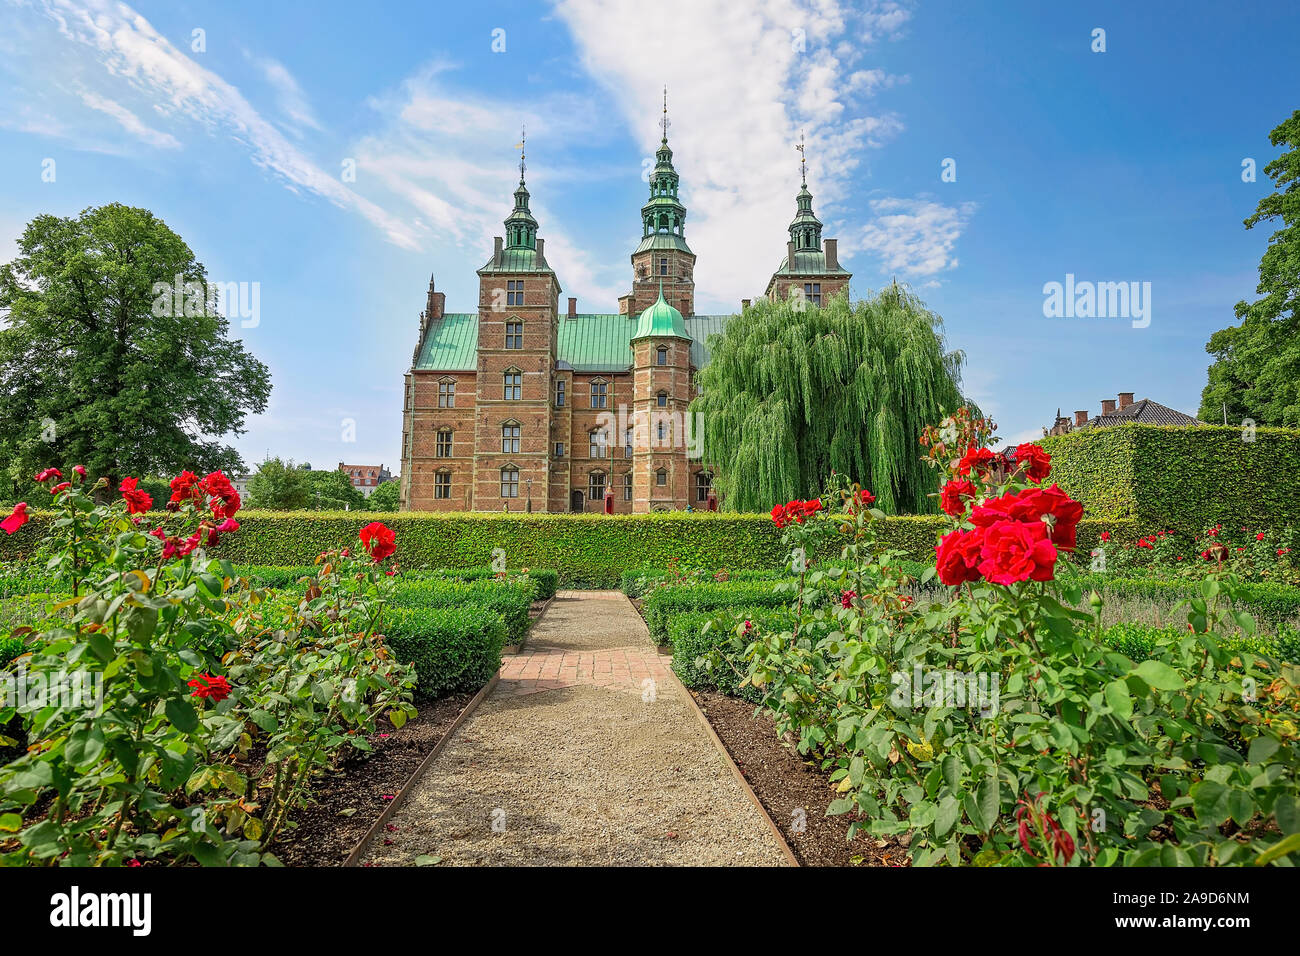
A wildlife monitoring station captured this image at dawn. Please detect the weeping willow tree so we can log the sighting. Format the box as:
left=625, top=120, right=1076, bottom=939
left=692, top=285, right=971, bottom=513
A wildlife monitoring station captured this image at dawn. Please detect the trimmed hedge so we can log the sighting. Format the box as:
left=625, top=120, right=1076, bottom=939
left=620, top=567, right=787, bottom=599
left=668, top=607, right=794, bottom=700
left=389, top=579, right=534, bottom=644
left=0, top=510, right=1132, bottom=586
left=383, top=606, right=506, bottom=698
left=1040, top=423, right=1300, bottom=534
left=407, top=566, right=558, bottom=601
left=1100, top=621, right=1300, bottom=665
left=1076, top=572, right=1300, bottom=627
left=642, top=581, right=808, bottom=644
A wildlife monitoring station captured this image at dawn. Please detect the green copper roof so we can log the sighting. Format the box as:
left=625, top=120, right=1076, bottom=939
left=414, top=311, right=733, bottom=374
left=632, top=285, right=690, bottom=340
left=477, top=248, right=555, bottom=274
left=414, top=313, right=478, bottom=371
left=772, top=249, right=850, bottom=276
left=632, top=233, right=694, bottom=255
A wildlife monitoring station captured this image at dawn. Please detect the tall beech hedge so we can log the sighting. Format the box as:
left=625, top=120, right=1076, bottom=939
left=1040, top=423, right=1300, bottom=533
left=0, top=510, right=1132, bottom=586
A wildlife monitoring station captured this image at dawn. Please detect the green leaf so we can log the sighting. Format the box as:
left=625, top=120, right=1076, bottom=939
left=935, top=795, right=959, bottom=836
left=1248, top=736, right=1280, bottom=764
left=0, top=813, right=22, bottom=833
left=1254, top=832, right=1300, bottom=866
left=1104, top=680, right=1133, bottom=720
left=1133, top=660, right=1184, bottom=691
left=414, top=855, right=442, bottom=866
left=65, top=727, right=106, bottom=768
left=1274, top=795, right=1300, bottom=835
left=166, top=696, right=199, bottom=733
left=976, top=776, right=999, bottom=834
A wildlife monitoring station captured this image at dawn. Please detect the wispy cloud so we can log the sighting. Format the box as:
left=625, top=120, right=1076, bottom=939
left=76, top=90, right=181, bottom=149
left=551, top=0, right=909, bottom=308
left=28, top=0, right=420, bottom=248
left=253, top=55, right=323, bottom=135
left=856, top=197, right=978, bottom=277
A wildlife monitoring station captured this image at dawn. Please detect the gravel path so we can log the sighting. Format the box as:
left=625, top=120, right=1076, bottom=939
left=362, top=591, right=788, bottom=866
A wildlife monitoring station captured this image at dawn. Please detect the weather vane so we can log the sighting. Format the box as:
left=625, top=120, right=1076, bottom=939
left=796, top=130, right=807, bottom=185
left=660, top=86, right=670, bottom=142
left=515, top=125, right=526, bottom=182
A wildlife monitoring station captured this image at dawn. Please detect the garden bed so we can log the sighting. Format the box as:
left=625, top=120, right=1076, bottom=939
left=689, top=689, right=905, bottom=867
left=272, top=691, right=476, bottom=867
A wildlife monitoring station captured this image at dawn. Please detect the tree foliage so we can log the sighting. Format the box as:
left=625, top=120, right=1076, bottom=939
left=247, top=457, right=311, bottom=510
left=692, top=286, right=971, bottom=513
left=1199, top=110, right=1300, bottom=425
left=304, top=468, right=367, bottom=511
left=367, top=479, right=401, bottom=512
left=0, top=204, right=271, bottom=491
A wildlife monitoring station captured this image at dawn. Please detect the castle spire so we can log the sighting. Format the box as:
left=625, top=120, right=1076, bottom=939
left=788, top=133, right=822, bottom=253
left=504, top=125, right=537, bottom=250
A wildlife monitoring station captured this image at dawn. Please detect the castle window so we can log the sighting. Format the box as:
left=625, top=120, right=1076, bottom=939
left=655, top=468, right=667, bottom=487
left=435, top=471, right=451, bottom=500
left=589, top=429, right=607, bottom=459
left=590, top=379, right=607, bottom=409
left=500, top=466, right=519, bottom=498
left=507, top=280, right=524, bottom=307
left=503, top=370, right=522, bottom=400
left=659, top=257, right=668, bottom=275
left=656, top=419, right=669, bottom=443
left=438, top=379, right=455, bottom=408
left=589, top=471, right=606, bottom=502
left=501, top=422, right=520, bottom=454
left=624, top=426, right=633, bottom=458
left=695, top=471, right=713, bottom=503
left=505, top=320, right=523, bottom=349
left=623, top=472, right=633, bottom=501
left=555, top=441, right=565, bottom=458
left=656, top=347, right=668, bottom=366
left=804, top=282, right=821, bottom=307
left=656, top=390, right=668, bottom=408
left=555, top=379, right=565, bottom=407
left=436, top=429, right=453, bottom=458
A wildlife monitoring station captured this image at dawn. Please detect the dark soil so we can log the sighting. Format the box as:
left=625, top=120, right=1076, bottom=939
left=272, top=691, right=475, bottom=866
left=690, top=689, right=905, bottom=867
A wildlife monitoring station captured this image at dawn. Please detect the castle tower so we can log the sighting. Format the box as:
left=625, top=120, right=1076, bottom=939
left=473, top=132, right=561, bottom=511
left=765, top=136, right=851, bottom=306
left=629, top=283, right=693, bottom=511
left=621, top=89, right=696, bottom=318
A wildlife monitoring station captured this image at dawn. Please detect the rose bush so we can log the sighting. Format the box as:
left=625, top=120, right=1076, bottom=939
left=0, top=466, right=415, bottom=866
left=710, top=409, right=1300, bottom=866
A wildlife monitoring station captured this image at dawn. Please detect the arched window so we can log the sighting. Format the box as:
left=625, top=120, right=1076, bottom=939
left=501, top=421, right=520, bottom=454
left=438, top=377, right=455, bottom=408
left=500, top=466, right=519, bottom=498
left=436, top=429, right=453, bottom=457
left=503, top=369, right=521, bottom=400
left=655, top=468, right=667, bottom=487
left=656, top=347, right=668, bottom=366
left=588, top=470, right=606, bottom=501
left=656, top=390, right=668, bottom=407
left=623, top=472, right=633, bottom=501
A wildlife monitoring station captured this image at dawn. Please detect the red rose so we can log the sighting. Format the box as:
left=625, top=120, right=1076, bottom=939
left=1012, top=443, right=1052, bottom=483
left=1, top=502, right=29, bottom=536
left=216, top=518, right=239, bottom=533
left=800, top=498, right=823, bottom=518
left=975, top=484, right=1083, bottom=551
left=770, top=504, right=787, bottom=529
left=1257, top=532, right=1266, bottom=541
left=120, top=477, right=153, bottom=515
left=169, top=470, right=203, bottom=505
left=50, top=481, right=71, bottom=495
left=841, top=590, right=857, bottom=609
left=1137, top=538, right=1153, bottom=549
left=359, top=521, right=396, bottom=562
left=34, top=468, right=62, bottom=482
left=936, top=528, right=984, bottom=585
left=957, top=447, right=996, bottom=477
left=939, top=478, right=977, bottom=517
left=1100, top=531, right=1111, bottom=542
left=188, top=673, right=231, bottom=702
left=857, top=489, right=876, bottom=506
left=976, top=519, right=1058, bottom=585
left=73, top=465, right=87, bottom=478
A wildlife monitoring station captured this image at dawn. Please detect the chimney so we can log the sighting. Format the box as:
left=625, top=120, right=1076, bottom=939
left=741, top=298, right=751, bottom=310
left=1101, top=399, right=1117, bottom=416
left=432, top=292, right=445, bottom=320
left=824, top=238, right=839, bottom=270
left=787, top=241, right=796, bottom=267
left=535, top=238, right=546, bottom=265
left=1074, top=410, right=1088, bottom=427
left=567, top=297, right=577, bottom=317
left=493, top=237, right=503, bottom=268
left=1118, top=392, right=1134, bottom=410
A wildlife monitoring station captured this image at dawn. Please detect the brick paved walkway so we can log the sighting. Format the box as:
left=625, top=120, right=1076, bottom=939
left=363, top=590, right=787, bottom=866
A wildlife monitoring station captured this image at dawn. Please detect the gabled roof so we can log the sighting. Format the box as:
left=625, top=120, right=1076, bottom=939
left=1083, top=399, right=1202, bottom=428
left=414, top=313, right=478, bottom=371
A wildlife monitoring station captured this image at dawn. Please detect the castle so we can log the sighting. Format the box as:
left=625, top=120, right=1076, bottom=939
left=399, top=113, right=850, bottom=513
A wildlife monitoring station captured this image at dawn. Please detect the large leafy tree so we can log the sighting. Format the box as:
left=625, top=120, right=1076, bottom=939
left=247, top=458, right=311, bottom=510
left=0, top=204, right=271, bottom=493
left=1199, top=110, right=1300, bottom=425
left=693, top=285, right=971, bottom=513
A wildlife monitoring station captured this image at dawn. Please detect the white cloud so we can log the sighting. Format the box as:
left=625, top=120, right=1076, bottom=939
left=254, top=56, right=323, bottom=134
left=551, top=0, right=908, bottom=308
left=31, top=0, right=420, bottom=249
left=76, top=90, right=181, bottom=149
left=855, top=197, right=977, bottom=277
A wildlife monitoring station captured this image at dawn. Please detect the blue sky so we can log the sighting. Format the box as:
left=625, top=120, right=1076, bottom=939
left=0, top=0, right=1295, bottom=471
